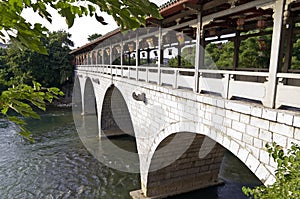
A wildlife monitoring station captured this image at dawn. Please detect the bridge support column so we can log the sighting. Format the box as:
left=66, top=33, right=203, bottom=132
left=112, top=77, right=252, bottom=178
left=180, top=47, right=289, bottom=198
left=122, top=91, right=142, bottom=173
left=132, top=134, right=226, bottom=199
left=264, top=0, right=285, bottom=108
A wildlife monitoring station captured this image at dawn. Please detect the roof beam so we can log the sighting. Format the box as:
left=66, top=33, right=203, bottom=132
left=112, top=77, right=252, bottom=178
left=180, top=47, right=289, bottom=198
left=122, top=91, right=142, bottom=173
left=202, top=0, right=230, bottom=10
left=203, top=0, right=275, bottom=23
left=183, top=0, right=230, bottom=12
left=183, top=3, right=202, bottom=11
left=162, top=9, right=198, bottom=25
left=148, top=18, right=162, bottom=26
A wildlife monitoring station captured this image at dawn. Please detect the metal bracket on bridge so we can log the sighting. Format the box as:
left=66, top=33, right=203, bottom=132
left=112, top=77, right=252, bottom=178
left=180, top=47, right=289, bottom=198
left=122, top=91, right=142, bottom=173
left=92, top=78, right=100, bottom=84
left=132, top=92, right=146, bottom=103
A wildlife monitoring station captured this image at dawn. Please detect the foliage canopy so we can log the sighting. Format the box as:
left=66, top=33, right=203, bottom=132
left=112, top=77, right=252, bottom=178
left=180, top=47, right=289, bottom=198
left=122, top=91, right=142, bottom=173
left=0, top=31, right=74, bottom=88
left=0, top=0, right=161, bottom=54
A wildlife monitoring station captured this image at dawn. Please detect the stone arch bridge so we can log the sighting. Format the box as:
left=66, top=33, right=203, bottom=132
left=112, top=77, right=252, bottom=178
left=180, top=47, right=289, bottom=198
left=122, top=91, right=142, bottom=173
left=70, top=0, right=300, bottom=197
left=73, top=69, right=300, bottom=198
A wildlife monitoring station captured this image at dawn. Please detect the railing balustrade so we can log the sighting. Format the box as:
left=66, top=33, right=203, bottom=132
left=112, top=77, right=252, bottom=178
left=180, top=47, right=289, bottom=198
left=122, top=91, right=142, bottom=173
left=76, top=64, right=300, bottom=110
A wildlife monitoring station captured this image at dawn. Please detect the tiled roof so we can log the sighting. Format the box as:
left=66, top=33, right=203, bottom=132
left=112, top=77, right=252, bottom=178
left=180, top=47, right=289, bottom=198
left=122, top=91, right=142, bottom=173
left=159, top=0, right=182, bottom=10
left=70, top=28, right=120, bottom=55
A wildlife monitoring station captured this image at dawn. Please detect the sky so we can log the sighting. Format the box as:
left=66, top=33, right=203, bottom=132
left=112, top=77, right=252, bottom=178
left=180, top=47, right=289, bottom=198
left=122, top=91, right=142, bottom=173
left=21, top=0, right=169, bottom=48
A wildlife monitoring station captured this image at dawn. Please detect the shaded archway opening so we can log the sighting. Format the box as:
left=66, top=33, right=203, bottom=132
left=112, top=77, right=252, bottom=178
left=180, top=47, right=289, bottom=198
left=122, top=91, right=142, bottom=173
left=145, top=133, right=226, bottom=198
left=82, top=77, right=99, bottom=137
left=166, top=151, right=263, bottom=199
left=145, top=133, right=263, bottom=198
left=101, top=85, right=136, bottom=152
left=83, top=78, right=97, bottom=116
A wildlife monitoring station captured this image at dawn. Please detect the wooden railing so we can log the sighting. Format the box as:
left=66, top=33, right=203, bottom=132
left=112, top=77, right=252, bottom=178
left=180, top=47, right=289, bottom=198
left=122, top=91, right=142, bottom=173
left=76, top=64, right=300, bottom=110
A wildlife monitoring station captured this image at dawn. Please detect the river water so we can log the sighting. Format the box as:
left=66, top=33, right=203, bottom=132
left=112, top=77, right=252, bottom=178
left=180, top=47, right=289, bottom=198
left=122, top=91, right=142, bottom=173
left=0, top=108, right=261, bottom=199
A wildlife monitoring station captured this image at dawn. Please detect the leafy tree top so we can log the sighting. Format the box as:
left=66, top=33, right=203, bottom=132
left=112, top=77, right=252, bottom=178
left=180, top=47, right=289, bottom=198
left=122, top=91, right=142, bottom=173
left=0, top=0, right=161, bottom=54
left=88, top=33, right=103, bottom=42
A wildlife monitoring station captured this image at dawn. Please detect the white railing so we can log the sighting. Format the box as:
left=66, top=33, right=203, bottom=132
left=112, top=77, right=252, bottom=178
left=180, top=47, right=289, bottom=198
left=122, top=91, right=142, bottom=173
left=76, top=64, right=300, bottom=109
left=276, top=73, right=300, bottom=109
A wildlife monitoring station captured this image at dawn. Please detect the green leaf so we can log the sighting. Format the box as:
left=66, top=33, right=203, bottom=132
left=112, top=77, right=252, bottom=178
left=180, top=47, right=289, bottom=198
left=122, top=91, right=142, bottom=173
left=8, top=116, right=26, bottom=125
left=19, top=127, right=35, bottom=142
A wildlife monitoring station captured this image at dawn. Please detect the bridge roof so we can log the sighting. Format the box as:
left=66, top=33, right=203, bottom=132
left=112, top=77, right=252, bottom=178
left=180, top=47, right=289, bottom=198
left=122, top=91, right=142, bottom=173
left=70, top=28, right=120, bottom=55
left=70, top=0, right=288, bottom=55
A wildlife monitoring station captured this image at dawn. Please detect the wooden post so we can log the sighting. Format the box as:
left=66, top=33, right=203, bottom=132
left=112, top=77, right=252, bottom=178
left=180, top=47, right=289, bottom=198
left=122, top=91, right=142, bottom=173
left=233, top=31, right=240, bottom=70
left=136, top=31, right=139, bottom=80
left=102, top=48, right=105, bottom=66
left=178, top=44, right=182, bottom=67
left=282, top=14, right=294, bottom=73
left=265, top=0, right=286, bottom=108
left=194, top=12, right=203, bottom=92
left=147, top=49, right=151, bottom=65
left=158, top=27, right=162, bottom=85
left=121, top=36, right=123, bottom=66
left=110, top=43, right=113, bottom=76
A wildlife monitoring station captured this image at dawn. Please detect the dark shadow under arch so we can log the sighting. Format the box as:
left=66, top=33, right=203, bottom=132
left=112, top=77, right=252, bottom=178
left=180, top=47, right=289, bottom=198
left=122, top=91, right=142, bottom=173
left=146, top=132, right=261, bottom=198
left=101, top=85, right=134, bottom=138
left=83, top=77, right=97, bottom=116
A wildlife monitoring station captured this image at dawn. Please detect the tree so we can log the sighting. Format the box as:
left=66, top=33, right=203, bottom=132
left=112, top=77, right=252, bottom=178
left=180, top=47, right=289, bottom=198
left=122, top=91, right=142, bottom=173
left=2, top=31, right=74, bottom=88
left=88, top=33, right=102, bottom=42
left=291, top=35, right=300, bottom=70
left=205, top=42, right=234, bottom=69
left=0, top=0, right=161, bottom=54
left=243, top=142, right=300, bottom=199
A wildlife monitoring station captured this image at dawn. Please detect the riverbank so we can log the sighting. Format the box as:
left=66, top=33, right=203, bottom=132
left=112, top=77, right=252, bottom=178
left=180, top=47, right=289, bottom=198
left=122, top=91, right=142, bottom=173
left=47, top=96, right=72, bottom=108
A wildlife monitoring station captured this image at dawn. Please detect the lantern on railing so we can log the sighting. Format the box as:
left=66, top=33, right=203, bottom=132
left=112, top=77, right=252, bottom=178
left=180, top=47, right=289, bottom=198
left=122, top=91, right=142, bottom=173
left=142, top=52, right=146, bottom=58
left=146, top=38, right=154, bottom=48
left=153, top=50, right=158, bottom=57
left=209, top=29, right=216, bottom=36
left=105, top=48, right=110, bottom=56
left=257, top=17, right=267, bottom=31
left=115, top=46, right=121, bottom=54
left=168, top=48, right=172, bottom=55
left=140, top=40, right=147, bottom=49
left=99, top=49, right=103, bottom=57
left=80, top=56, right=83, bottom=65
left=163, top=33, right=171, bottom=44
left=128, top=43, right=135, bottom=52
left=236, top=15, right=246, bottom=30
left=93, top=51, right=97, bottom=62
left=86, top=53, right=89, bottom=64
left=257, top=37, right=266, bottom=51
left=176, top=32, right=185, bottom=45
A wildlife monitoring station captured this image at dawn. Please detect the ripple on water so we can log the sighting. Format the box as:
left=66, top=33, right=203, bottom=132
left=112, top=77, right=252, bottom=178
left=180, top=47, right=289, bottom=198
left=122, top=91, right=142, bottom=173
left=0, top=109, right=140, bottom=199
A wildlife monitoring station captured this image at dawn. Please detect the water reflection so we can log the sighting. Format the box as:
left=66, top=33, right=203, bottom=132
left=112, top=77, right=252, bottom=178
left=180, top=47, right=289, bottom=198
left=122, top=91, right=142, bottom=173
left=0, top=108, right=139, bottom=199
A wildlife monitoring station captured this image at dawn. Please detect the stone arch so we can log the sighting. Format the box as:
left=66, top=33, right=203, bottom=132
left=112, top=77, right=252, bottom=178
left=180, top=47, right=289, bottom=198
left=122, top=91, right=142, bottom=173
left=100, top=84, right=135, bottom=137
left=97, top=84, right=140, bottom=173
left=77, top=77, right=99, bottom=138
left=83, top=77, right=97, bottom=115
left=142, top=121, right=272, bottom=198
left=72, top=75, right=82, bottom=115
